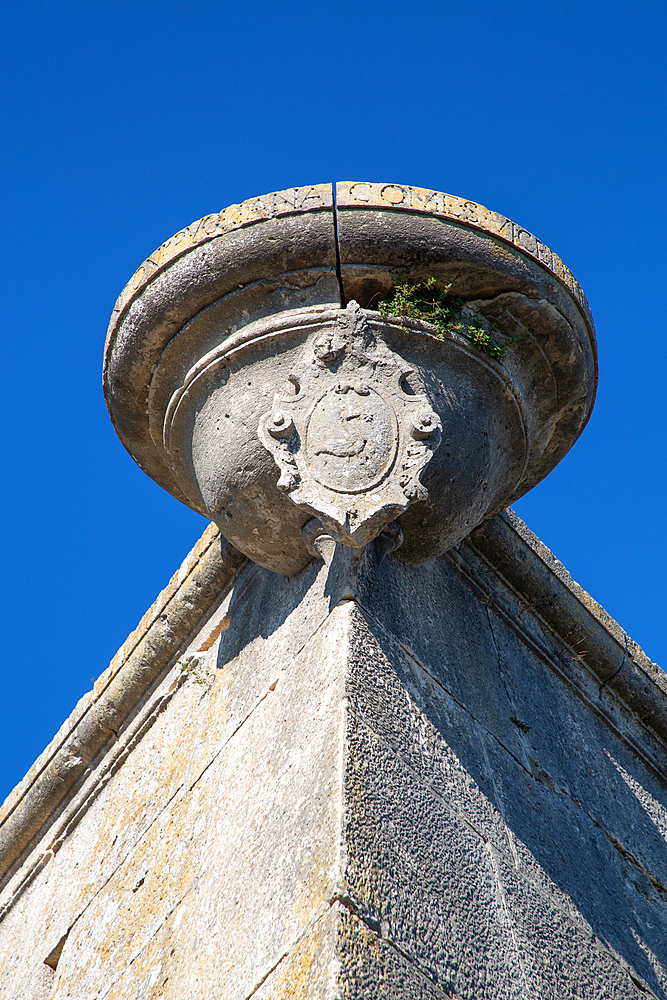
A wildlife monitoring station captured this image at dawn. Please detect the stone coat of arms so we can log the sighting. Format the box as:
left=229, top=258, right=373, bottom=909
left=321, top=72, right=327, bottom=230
left=258, top=302, right=442, bottom=548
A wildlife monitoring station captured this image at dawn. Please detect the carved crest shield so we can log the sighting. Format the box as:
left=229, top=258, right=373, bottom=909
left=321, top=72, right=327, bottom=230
left=258, top=303, right=441, bottom=548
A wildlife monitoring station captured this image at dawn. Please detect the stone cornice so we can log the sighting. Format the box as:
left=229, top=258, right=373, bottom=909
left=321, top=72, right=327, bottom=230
left=0, top=524, right=246, bottom=889
left=467, top=511, right=667, bottom=745
left=105, top=182, right=594, bottom=349
left=0, top=512, right=663, bottom=893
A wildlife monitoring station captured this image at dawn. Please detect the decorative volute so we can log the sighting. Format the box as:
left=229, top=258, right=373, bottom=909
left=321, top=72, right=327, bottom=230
left=104, top=183, right=596, bottom=575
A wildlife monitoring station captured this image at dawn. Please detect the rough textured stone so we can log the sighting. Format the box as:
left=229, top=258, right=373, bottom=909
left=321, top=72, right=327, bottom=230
left=1, top=514, right=666, bottom=998
left=336, top=908, right=455, bottom=1000
left=343, top=603, right=666, bottom=997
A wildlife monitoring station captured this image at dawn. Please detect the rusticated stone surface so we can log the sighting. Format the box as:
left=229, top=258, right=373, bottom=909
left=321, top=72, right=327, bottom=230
left=0, top=513, right=666, bottom=998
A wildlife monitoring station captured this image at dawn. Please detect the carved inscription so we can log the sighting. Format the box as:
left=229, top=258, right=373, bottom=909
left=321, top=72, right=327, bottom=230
left=109, top=184, right=333, bottom=331
left=110, top=182, right=591, bottom=345
left=336, top=181, right=591, bottom=323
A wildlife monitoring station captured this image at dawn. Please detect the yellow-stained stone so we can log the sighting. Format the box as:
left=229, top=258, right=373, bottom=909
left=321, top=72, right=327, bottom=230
left=105, top=184, right=333, bottom=347
left=1, top=513, right=666, bottom=998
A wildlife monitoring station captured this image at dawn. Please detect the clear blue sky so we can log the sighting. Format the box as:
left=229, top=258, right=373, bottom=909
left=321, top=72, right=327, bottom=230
left=1, top=0, right=666, bottom=803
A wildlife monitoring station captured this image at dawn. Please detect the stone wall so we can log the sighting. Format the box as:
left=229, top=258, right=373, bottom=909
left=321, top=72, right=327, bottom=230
left=1, top=513, right=666, bottom=998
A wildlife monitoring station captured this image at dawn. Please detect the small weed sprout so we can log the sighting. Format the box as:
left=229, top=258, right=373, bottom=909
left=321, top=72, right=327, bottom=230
left=377, top=277, right=517, bottom=359
left=180, top=655, right=211, bottom=687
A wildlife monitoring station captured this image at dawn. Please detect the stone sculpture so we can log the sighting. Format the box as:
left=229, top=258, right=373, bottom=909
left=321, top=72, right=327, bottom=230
left=257, top=302, right=442, bottom=548
left=104, top=182, right=597, bottom=573
left=8, top=184, right=667, bottom=1000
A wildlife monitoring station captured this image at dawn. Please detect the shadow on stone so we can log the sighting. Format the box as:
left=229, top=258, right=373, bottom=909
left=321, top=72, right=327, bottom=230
left=349, top=560, right=667, bottom=997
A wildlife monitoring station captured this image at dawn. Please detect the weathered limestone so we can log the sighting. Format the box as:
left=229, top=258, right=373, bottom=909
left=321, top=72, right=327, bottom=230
left=1, top=515, right=666, bottom=998
left=103, top=183, right=596, bottom=573
left=3, top=184, right=664, bottom=997
left=0, top=526, right=245, bottom=883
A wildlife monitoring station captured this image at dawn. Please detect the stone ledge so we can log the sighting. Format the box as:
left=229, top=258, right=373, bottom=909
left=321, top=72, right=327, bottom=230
left=468, top=511, right=666, bottom=741
left=0, top=523, right=246, bottom=885
left=0, top=510, right=664, bottom=893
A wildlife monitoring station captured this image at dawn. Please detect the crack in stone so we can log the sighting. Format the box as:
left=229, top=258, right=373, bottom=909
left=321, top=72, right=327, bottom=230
left=331, top=181, right=346, bottom=308
left=336, top=892, right=458, bottom=998
left=241, top=898, right=342, bottom=999
left=0, top=530, right=224, bottom=835
left=0, top=551, right=244, bottom=911
left=242, top=891, right=456, bottom=1000
left=24, top=783, right=191, bottom=1000
left=94, top=888, right=195, bottom=1000
left=1, top=586, right=338, bottom=954
left=599, top=633, right=629, bottom=695
left=485, top=603, right=524, bottom=731
left=0, top=661, right=197, bottom=920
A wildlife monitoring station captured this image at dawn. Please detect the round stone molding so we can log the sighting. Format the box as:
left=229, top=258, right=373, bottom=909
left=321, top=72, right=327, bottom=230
left=104, top=182, right=597, bottom=575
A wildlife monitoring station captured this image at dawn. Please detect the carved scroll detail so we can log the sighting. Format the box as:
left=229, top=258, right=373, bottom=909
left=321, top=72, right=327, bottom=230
left=258, top=302, right=441, bottom=548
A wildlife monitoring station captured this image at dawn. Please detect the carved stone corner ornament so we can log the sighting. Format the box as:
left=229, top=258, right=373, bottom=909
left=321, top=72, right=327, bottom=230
left=258, top=304, right=441, bottom=548
left=103, top=183, right=597, bottom=575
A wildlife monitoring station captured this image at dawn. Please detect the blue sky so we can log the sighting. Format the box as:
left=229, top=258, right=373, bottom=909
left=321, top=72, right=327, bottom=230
left=1, top=0, right=666, bottom=802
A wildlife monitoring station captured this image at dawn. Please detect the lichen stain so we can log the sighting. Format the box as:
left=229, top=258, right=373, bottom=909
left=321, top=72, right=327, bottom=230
left=18, top=650, right=237, bottom=996
left=258, top=916, right=333, bottom=999
left=19, top=584, right=354, bottom=999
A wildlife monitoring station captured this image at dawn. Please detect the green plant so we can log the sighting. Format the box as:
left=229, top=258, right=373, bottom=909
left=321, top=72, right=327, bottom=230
left=377, top=277, right=515, bottom=359
left=179, top=655, right=211, bottom=687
